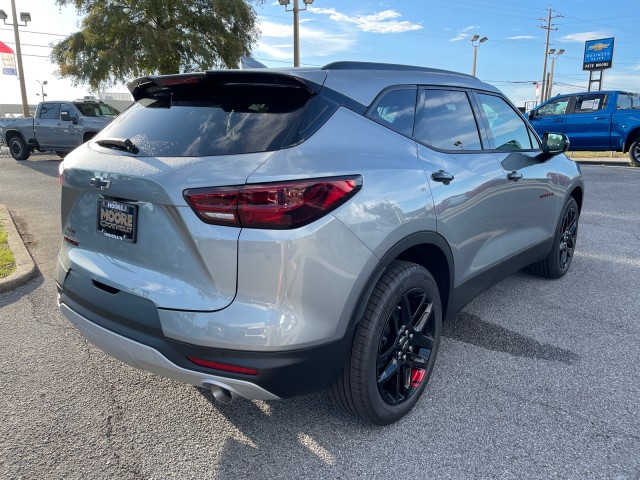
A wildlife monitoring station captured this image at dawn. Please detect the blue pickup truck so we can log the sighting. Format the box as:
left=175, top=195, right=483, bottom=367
left=528, top=91, right=640, bottom=166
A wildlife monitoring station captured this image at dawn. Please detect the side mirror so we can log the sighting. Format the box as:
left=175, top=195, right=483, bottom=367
left=60, top=111, right=71, bottom=122
left=541, top=132, right=570, bottom=156
left=528, top=110, right=536, bottom=120
left=71, top=116, right=79, bottom=125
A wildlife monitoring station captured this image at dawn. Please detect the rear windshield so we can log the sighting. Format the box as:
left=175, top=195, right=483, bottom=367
left=94, top=83, right=328, bottom=157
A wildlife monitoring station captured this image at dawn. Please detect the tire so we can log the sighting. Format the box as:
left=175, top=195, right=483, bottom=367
left=330, top=260, right=442, bottom=425
left=56, top=151, right=69, bottom=159
left=9, top=135, right=30, bottom=161
left=629, top=138, right=640, bottom=167
left=529, top=197, right=579, bottom=279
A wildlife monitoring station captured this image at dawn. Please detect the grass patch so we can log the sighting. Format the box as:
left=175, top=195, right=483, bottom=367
left=0, top=221, right=17, bottom=279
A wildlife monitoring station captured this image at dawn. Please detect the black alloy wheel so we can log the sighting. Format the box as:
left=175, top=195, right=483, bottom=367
left=9, top=136, right=29, bottom=161
left=330, top=260, right=442, bottom=425
left=377, top=287, right=436, bottom=406
left=558, top=203, right=578, bottom=270
left=630, top=138, right=640, bottom=167
left=529, top=197, right=579, bottom=279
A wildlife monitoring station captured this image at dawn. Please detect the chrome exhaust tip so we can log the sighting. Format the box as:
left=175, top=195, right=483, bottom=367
left=209, top=384, right=234, bottom=404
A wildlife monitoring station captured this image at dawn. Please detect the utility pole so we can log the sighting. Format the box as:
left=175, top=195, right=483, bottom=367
left=538, top=7, right=562, bottom=103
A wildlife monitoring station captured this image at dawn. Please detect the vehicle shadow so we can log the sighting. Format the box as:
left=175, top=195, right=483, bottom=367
left=191, top=308, right=580, bottom=479
left=12, top=154, right=61, bottom=179
left=195, top=387, right=377, bottom=479
left=442, top=310, right=580, bottom=365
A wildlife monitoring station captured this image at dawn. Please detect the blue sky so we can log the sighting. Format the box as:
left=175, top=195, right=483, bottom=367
left=0, top=0, right=638, bottom=107
left=254, top=0, right=640, bottom=106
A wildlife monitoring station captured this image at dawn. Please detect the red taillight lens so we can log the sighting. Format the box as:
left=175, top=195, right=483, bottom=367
left=182, top=186, right=240, bottom=226
left=184, top=176, right=362, bottom=229
left=186, top=357, right=258, bottom=376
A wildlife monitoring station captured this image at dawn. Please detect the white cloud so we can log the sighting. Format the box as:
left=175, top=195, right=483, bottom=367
left=256, top=18, right=358, bottom=61
left=308, top=7, right=423, bottom=33
left=559, top=31, right=611, bottom=43
left=505, top=35, right=536, bottom=40
left=449, top=26, right=479, bottom=42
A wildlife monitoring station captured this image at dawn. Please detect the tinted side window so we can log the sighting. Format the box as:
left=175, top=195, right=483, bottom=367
left=617, top=94, right=640, bottom=110
left=39, top=103, right=60, bottom=120
left=478, top=94, right=533, bottom=151
left=368, top=88, right=417, bottom=136
left=537, top=98, right=569, bottom=116
left=573, top=94, right=607, bottom=113
left=414, top=89, right=482, bottom=151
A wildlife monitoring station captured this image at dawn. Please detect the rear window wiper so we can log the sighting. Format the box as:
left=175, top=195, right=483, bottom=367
left=95, top=138, right=139, bottom=154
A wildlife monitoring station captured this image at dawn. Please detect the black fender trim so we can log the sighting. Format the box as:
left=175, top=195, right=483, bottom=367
left=348, top=231, right=455, bottom=329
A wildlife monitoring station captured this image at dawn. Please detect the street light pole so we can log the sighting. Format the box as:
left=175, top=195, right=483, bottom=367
left=470, top=35, right=488, bottom=77
left=546, top=49, right=564, bottom=101
left=36, top=79, right=47, bottom=99
left=278, top=0, right=314, bottom=67
left=0, top=0, right=31, bottom=116
left=293, top=0, right=300, bottom=67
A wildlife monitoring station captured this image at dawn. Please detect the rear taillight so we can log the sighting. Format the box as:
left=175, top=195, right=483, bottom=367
left=184, top=176, right=362, bottom=229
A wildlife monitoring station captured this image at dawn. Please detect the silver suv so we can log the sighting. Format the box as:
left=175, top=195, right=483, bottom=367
left=57, top=62, right=583, bottom=425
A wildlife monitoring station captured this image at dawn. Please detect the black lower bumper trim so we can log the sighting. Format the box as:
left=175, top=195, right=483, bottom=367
left=58, top=269, right=354, bottom=399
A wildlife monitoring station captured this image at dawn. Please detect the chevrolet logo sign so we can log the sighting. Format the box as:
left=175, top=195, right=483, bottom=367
left=90, top=176, right=112, bottom=190
left=588, top=42, right=610, bottom=52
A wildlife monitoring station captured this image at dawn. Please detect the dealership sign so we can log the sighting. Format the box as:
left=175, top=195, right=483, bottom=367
left=583, top=38, right=615, bottom=71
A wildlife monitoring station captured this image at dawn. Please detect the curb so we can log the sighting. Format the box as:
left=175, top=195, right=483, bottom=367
left=0, top=204, right=37, bottom=293
left=574, top=159, right=633, bottom=168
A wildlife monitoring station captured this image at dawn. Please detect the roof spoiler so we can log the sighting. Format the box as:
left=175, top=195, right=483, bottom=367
left=127, top=70, right=327, bottom=101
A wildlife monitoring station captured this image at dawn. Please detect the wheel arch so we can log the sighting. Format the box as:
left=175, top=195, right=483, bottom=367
left=349, top=232, right=454, bottom=329
left=623, top=127, right=640, bottom=153
left=570, top=185, right=584, bottom=213
left=83, top=131, right=98, bottom=143
left=4, top=129, right=27, bottom=145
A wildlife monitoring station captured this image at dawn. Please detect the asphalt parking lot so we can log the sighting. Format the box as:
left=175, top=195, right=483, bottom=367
left=1, top=156, right=639, bottom=479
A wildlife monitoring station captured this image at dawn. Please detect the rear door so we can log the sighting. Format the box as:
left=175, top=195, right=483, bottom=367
left=34, top=102, right=61, bottom=148
left=415, top=87, right=506, bottom=286
left=563, top=92, right=610, bottom=149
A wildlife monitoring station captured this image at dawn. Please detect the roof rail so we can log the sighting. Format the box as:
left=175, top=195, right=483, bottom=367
left=321, top=61, right=474, bottom=78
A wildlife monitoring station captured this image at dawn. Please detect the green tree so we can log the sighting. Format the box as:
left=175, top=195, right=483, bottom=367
left=52, top=0, right=262, bottom=90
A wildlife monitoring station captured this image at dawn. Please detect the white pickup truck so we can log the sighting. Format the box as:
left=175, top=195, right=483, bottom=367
left=0, top=100, right=119, bottom=160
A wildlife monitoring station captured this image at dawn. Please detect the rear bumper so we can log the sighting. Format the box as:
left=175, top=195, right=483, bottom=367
left=57, top=288, right=354, bottom=399
left=60, top=302, right=280, bottom=400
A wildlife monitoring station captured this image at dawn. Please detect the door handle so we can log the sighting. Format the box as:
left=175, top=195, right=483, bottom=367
left=56, top=122, right=62, bottom=126
left=507, top=170, right=523, bottom=182
left=431, top=170, right=454, bottom=185
left=554, top=118, right=563, bottom=122
left=35, top=122, right=40, bottom=126
left=594, top=116, right=606, bottom=120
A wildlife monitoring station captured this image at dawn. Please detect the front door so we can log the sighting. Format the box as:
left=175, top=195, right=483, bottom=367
left=475, top=92, right=561, bottom=259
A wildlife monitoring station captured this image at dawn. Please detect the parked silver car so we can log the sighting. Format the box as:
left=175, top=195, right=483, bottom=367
left=57, top=62, right=583, bottom=425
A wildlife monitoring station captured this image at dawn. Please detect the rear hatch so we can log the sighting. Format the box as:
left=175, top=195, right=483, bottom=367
left=60, top=69, right=327, bottom=311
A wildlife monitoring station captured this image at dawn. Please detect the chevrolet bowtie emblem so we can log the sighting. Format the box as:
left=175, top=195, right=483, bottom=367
left=90, top=176, right=112, bottom=190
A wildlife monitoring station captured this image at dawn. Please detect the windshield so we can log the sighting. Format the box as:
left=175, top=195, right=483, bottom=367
left=74, top=102, right=120, bottom=117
